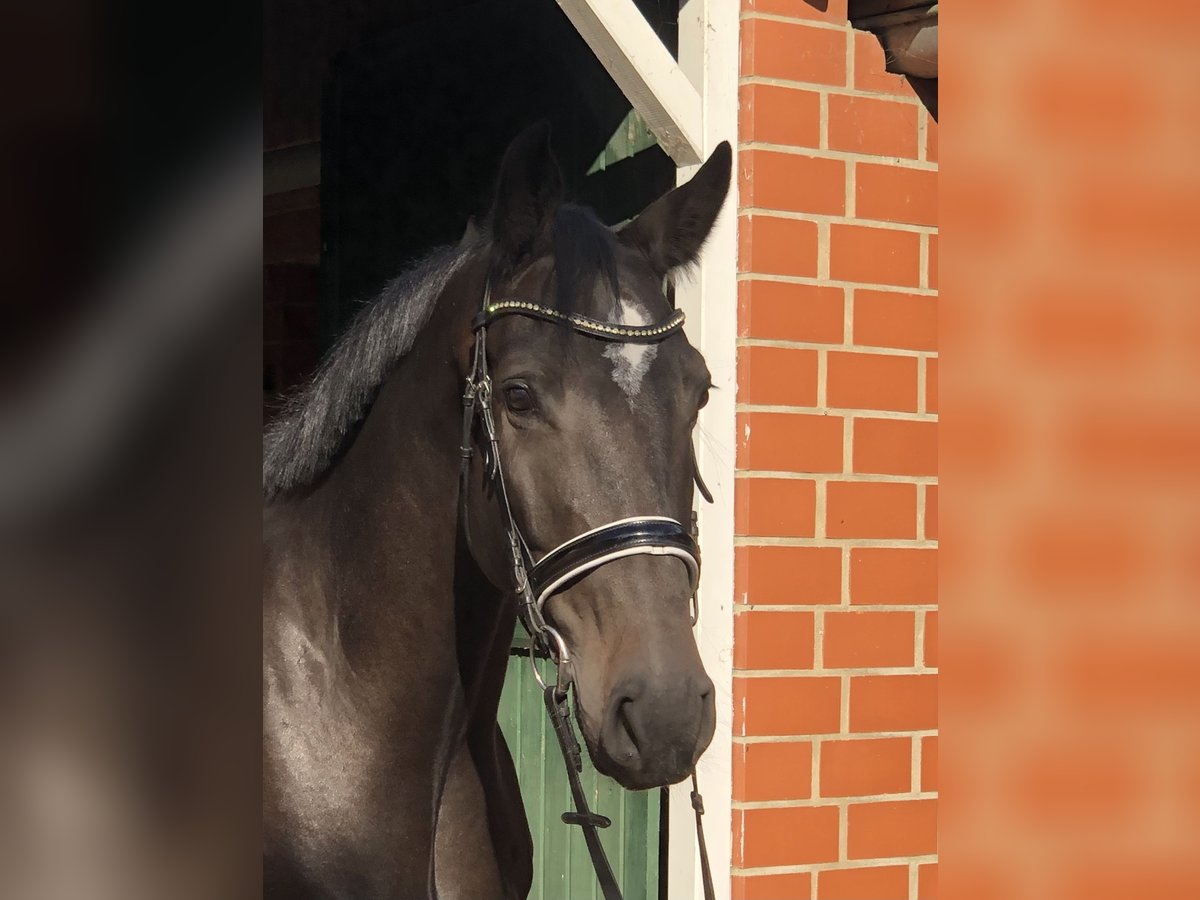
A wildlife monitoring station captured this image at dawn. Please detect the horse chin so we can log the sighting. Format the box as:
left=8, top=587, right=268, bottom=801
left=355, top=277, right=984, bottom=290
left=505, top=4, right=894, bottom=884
left=588, top=739, right=696, bottom=790
left=575, top=702, right=698, bottom=791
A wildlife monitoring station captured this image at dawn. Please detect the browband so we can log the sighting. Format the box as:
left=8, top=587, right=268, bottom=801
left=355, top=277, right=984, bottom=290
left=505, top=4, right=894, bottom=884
left=473, top=300, right=686, bottom=344
left=528, top=516, right=700, bottom=612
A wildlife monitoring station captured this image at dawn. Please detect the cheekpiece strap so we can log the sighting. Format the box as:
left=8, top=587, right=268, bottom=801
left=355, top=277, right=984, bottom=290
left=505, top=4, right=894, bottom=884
left=473, top=301, right=686, bottom=344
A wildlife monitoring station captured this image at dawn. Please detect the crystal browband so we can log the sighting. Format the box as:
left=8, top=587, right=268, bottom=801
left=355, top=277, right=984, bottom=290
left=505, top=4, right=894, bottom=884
left=472, top=300, right=686, bottom=343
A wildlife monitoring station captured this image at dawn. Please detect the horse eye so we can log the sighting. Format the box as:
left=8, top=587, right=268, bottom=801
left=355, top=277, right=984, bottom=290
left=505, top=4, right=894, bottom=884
left=504, top=384, right=534, bottom=412
left=698, top=388, right=711, bottom=410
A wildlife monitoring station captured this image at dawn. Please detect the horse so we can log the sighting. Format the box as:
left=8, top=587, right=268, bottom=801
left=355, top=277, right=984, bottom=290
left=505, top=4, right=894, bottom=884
left=263, top=122, right=731, bottom=900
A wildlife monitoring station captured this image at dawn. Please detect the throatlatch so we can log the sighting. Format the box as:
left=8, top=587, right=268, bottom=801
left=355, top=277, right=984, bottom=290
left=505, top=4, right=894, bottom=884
left=459, top=282, right=716, bottom=900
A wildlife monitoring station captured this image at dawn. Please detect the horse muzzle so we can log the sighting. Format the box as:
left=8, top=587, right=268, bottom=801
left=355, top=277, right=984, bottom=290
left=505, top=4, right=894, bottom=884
left=590, top=669, right=716, bottom=790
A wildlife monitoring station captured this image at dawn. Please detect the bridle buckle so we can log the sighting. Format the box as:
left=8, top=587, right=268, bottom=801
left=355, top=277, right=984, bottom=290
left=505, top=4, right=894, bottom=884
left=529, top=625, right=572, bottom=697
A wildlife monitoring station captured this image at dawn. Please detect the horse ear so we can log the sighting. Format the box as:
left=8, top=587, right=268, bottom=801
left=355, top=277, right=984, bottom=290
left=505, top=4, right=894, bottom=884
left=488, top=121, right=564, bottom=270
left=618, top=141, right=731, bottom=274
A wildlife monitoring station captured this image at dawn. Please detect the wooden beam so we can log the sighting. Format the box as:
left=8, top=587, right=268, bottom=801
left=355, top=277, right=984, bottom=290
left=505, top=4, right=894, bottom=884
left=555, top=0, right=702, bottom=166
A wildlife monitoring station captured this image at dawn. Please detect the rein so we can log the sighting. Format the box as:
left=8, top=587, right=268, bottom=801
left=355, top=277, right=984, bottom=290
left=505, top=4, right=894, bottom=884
left=459, top=284, right=716, bottom=900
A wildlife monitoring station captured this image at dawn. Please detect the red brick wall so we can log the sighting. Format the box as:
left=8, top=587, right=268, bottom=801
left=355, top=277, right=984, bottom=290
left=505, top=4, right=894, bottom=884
left=942, top=5, right=1200, bottom=899
left=733, top=2, right=937, bottom=897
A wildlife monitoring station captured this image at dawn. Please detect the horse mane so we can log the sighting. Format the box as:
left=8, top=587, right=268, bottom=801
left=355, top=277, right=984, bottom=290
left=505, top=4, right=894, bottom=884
left=262, top=240, right=476, bottom=499
left=262, top=204, right=621, bottom=501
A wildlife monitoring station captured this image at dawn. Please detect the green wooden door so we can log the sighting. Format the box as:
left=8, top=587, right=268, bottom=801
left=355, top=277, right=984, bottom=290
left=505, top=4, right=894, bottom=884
left=497, top=649, right=662, bottom=900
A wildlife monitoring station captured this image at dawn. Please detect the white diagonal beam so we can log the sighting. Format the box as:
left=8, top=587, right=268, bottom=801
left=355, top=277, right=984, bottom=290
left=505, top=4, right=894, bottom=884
left=555, top=0, right=703, bottom=166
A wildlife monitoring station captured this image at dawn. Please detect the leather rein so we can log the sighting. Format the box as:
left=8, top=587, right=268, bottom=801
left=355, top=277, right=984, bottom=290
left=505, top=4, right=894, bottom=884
left=458, top=285, right=716, bottom=900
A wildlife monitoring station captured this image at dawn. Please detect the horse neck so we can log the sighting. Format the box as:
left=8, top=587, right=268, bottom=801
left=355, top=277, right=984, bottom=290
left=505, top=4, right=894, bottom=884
left=299, top=253, right=516, bottom=711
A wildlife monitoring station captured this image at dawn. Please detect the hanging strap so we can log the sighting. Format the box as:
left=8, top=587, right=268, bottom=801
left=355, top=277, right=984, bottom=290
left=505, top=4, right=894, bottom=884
left=544, top=680, right=717, bottom=900
left=544, top=685, right=623, bottom=900
left=690, top=770, right=716, bottom=900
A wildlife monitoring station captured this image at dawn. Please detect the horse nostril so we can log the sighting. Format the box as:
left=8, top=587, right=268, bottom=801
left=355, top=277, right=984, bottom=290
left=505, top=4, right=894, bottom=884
left=617, top=698, right=640, bottom=754
left=601, top=680, right=646, bottom=766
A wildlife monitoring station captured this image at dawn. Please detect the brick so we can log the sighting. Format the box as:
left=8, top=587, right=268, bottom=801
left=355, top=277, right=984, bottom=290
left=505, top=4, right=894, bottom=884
left=1059, top=633, right=1200, bottom=716
left=732, top=872, right=813, bottom=900
left=734, top=740, right=813, bottom=801
left=851, top=548, right=938, bottom=604
left=857, top=162, right=938, bottom=227
left=734, top=609, right=815, bottom=670
left=924, top=484, right=938, bottom=540
left=918, top=863, right=937, bottom=899
left=1010, top=282, right=1149, bottom=367
left=827, top=481, right=917, bottom=539
left=739, top=83, right=822, bottom=148
left=827, top=351, right=918, bottom=412
left=737, top=411, right=844, bottom=473
left=1059, top=862, right=1200, bottom=900
left=1013, top=515, right=1149, bottom=598
left=853, top=418, right=937, bottom=475
left=736, top=477, right=817, bottom=537
left=830, top=223, right=922, bottom=287
left=741, top=150, right=845, bottom=216
left=824, top=610, right=916, bottom=668
left=738, top=345, right=819, bottom=407
left=820, top=737, right=912, bottom=797
left=738, top=804, right=841, bottom=867
left=742, top=18, right=848, bottom=86
left=850, top=674, right=937, bottom=731
left=926, top=117, right=938, bottom=162
left=921, top=735, right=937, bottom=791
left=939, top=626, right=1015, bottom=717
left=1009, top=743, right=1143, bottom=826
left=818, top=864, right=910, bottom=899
left=742, top=0, right=849, bottom=21
left=925, top=357, right=938, bottom=413
left=852, top=28, right=910, bottom=95
left=1064, top=174, right=1200, bottom=264
left=923, top=610, right=938, bottom=667
left=848, top=799, right=937, bottom=858
left=740, top=214, right=819, bottom=277
left=828, top=94, right=919, bottom=158
left=1018, top=59, right=1149, bottom=147
left=734, top=676, right=842, bottom=735
left=853, top=289, right=937, bottom=351
left=927, top=233, right=937, bottom=289
left=735, top=545, right=843, bottom=605
left=738, top=280, right=844, bottom=344
left=1064, top=409, right=1200, bottom=482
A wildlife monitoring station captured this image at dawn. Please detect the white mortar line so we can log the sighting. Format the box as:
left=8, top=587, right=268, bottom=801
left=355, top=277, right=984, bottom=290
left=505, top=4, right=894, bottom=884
left=740, top=140, right=938, bottom=171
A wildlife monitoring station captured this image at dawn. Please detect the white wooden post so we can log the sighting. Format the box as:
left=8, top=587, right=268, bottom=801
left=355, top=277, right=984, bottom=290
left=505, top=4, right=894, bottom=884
left=673, top=2, right=738, bottom=899
left=557, top=1, right=737, bottom=896
left=553, top=0, right=703, bottom=166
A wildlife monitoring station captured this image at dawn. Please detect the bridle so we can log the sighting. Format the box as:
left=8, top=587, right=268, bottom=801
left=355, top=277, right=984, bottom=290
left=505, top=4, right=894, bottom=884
left=459, top=283, right=716, bottom=900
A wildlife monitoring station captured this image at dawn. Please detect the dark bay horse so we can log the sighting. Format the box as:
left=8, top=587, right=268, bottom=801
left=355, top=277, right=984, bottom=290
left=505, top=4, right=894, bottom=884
left=263, top=124, right=731, bottom=899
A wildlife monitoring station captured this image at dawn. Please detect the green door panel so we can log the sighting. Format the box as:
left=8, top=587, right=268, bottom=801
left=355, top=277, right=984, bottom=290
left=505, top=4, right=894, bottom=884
left=497, top=652, right=660, bottom=900
left=587, top=109, right=660, bottom=175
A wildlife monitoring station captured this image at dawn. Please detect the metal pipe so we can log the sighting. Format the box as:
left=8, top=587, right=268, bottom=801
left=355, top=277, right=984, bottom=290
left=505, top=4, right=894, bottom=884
left=877, top=15, right=938, bottom=79
left=851, top=2, right=937, bottom=30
